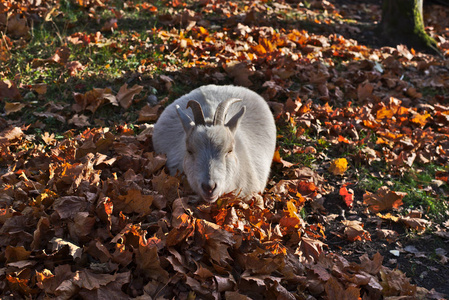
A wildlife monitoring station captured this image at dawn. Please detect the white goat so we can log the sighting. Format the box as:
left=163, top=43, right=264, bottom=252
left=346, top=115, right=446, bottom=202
left=152, top=85, right=276, bottom=202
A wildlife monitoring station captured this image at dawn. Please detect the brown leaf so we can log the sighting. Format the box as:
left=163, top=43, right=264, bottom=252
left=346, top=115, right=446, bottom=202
left=399, top=216, right=430, bottom=232
left=101, top=18, right=118, bottom=32
left=68, top=114, right=90, bottom=127
left=0, top=79, right=22, bottom=100
left=116, top=83, right=143, bottom=109
left=196, top=219, right=236, bottom=265
left=5, top=246, right=31, bottom=263
left=73, top=269, right=116, bottom=290
left=357, top=82, right=374, bottom=102
left=151, top=170, right=180, bottom=200
left=224, top=61, right=254, bottom=87
left=376, top=229, right=399, bottom=243
left=50, top=237, right=83, bottom=259
left=7, top=14, right=30, bottom=38
left=380, top=267, right=417, bottom=296
left=359, top=252, right=383, bottom=275
left=4, top=102, right=26, bottom=115
left=66, top=61, right=85, bottom=76
left=325, top=276, right=360, bottom=300
left=53, top=196, right=88, bottom=219
left=51, top=46, right=71, bottom=64
left=363, top=186, right=406, bottom=213
left=32, top=83, right=47, bottom=95
left=342, top=220, right=371, bottom=242
left=136, top=239, right=169, bottom=282
left=138, top=104, right=160, bottom=122
left=117, top=189, right=153, bottom=215
left=296, top=237, right=325, bottom=262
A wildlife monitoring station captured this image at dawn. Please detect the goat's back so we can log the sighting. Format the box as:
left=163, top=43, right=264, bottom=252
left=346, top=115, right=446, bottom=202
left=152, top=85, right=276, bottom=187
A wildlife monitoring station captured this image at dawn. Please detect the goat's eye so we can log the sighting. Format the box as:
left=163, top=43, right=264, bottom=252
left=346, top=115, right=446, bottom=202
left=187, top=149, right=193, bottom=155
left=226, top=149, right=233, bottom=155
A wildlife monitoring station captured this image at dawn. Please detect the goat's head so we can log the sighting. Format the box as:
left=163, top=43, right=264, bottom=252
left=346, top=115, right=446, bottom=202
left=176, top=98, right=246, bottom=202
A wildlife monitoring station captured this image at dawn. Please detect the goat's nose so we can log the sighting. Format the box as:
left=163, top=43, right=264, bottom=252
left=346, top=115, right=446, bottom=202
left=201, top=182, right=216, bottom=195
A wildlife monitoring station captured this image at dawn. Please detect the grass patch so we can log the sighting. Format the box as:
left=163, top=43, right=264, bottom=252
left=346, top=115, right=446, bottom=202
left=358, top=163, right=449, bottom=222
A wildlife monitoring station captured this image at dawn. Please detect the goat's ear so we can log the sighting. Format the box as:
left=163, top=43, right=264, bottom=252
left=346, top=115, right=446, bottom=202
left=176, top=105, right=195, bottom=132
left=226, top=106, right=246, bottom=133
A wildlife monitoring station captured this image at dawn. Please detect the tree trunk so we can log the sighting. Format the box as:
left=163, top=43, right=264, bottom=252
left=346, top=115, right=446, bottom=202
left=379, top=0, right=440, bottom=55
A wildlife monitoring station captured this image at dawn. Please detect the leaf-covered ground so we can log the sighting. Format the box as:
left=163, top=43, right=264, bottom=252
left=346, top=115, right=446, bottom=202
left=1, top=0, right=449, bottom=299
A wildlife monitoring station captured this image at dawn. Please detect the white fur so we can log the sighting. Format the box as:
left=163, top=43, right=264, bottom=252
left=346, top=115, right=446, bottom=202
left=152, top=85, right=276, bottom=201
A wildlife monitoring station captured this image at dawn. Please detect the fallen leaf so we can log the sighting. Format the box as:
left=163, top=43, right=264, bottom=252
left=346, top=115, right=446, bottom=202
left=116, top=83, right=144, bottom=109
left=363, top=187, right=406, bottom=213
left=342, top=220, right=371, bottom=242
left=4, top=102, right=26, bottom=115
left=339, top=185, right=354, bottom=208
left=328, top=158, right=348, bottom=175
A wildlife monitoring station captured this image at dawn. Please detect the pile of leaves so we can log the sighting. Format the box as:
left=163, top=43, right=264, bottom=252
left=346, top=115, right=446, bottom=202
left=1, top=0, right=449, bottom=299
left=0, top=125, right=435, bottom=299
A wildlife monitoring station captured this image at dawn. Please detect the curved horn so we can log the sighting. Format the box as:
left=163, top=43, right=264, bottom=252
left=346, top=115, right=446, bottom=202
left=213, top=98, right=242, bottom=126
left=186, top=100, right=205, bottom=126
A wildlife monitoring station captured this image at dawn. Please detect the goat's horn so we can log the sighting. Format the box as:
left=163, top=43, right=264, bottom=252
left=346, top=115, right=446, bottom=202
left=186, top=100, right=205, bottom=126
left=213, top=98, right=242, bottom=125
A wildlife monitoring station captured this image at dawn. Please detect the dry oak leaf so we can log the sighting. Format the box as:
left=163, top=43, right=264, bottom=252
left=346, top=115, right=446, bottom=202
left=376, top=228, right=399, bottom=243
left=50, top=237, right=83, bottom=259
left=363, top=186, right=406, bottom=213
left=116, top=83, right=143, bottom=109
left=78, top=272, right=131, bottom=299
left=359, top=252, right=383, bottom=275
left=328, top=158, right=348, bottom=175
left=0, top=126, right=23, bottom=143
left=224, top=61, right=254, bottom=87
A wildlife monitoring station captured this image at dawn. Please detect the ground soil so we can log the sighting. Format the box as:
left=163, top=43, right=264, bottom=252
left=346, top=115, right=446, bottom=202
left=321, top=191, right=449, bottom=295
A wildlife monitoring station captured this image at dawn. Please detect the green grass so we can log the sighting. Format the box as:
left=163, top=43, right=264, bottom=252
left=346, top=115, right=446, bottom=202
left=359, top=163, right=449, bottom=222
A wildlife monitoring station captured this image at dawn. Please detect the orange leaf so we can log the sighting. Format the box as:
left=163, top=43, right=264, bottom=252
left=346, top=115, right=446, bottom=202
left=410, top=112, right=430, bottom=127
left=339, top=186, right=354, bottom=208
left=363, top=186, right=406, bottom=213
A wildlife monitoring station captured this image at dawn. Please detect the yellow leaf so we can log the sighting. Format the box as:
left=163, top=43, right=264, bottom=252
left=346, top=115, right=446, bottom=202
left=328, top=158, right=348, bottom=175
left=410, top=113, right=430, bottom=127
